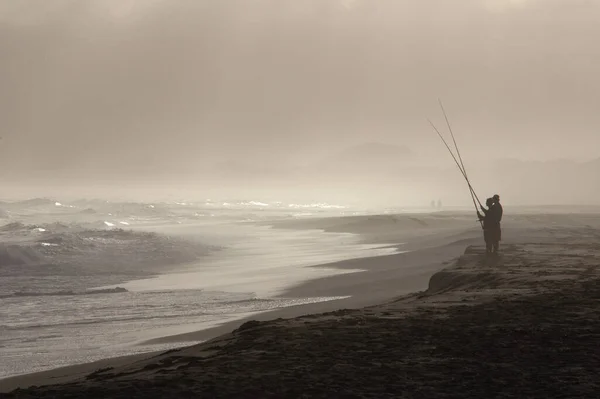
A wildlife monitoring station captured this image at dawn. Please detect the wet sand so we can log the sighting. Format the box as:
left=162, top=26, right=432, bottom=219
left=2, top=212, right=600, bottom=397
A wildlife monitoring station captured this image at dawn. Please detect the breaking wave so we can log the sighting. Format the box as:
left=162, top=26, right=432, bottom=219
left=0, top=221, right=218, bottom=275
left=0, top=312, right=208, bottom=331
left=0, top=287, right=128, bottom=299
left=0, top=244, right=42, bottom=266
left=10, top=198, right=57, bottom=208
left=0, top=222, right=28, bottom=232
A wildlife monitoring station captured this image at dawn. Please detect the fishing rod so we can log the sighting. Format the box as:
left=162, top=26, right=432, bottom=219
left=427, top=118, right=483, bottom=228
left=438, top=99, right=483, bottom=208
left=427, top=118, right=477, bottom=194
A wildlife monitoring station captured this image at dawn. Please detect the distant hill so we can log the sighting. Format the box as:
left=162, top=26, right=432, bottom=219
left=478, top=157, right=600, bottom=204
left=199, top=151, right=600, bottom=206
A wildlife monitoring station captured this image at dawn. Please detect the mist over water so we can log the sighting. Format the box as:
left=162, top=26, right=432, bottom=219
left=1, top=0, right=599, bottom=207
left=1, top=0, right=600, bottom=384
left=0, top=198, right=405, bottom=378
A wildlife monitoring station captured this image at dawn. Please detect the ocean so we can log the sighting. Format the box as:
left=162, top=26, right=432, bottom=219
left=0, top=198, right=399, bottom=378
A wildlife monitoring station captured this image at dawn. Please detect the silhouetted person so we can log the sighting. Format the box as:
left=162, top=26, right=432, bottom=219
left=488, top=194, right=502, bottom=253
left=478, top=197, right=502, bottom=255
left=492, top=194, right=503, bottom=223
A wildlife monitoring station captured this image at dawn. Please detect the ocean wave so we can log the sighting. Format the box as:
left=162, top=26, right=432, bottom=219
left=11, top=198, right=57, bottom=207
left=0, top=198, right=178, bottom=220
left=0, top=311, right=207, bottom=331
left=0, top=221, right=27, bottom=232
left=222, top=298, right=273, bottom=305
left=0, top=222, right=218, bottom=275
left=0, top=244, right=43, bottom=267
left=0, top=221, right=71, bottom=234
left=240, top=201, right=270, bottom=207
left=2, top=197, right=353, bottom=220
left=288, top=203, right=347, bottom=209
left=0, top=287, right=128, bottom=299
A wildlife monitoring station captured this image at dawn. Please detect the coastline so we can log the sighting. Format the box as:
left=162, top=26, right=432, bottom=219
left=0, top=212, right=475, bottom=392
left=92, top=213, right=484, bottom=346
left=3, top=211, right=599, bottom=395
left=138, top=238, right=469, bottom=347
left=0, top=212, right=398, bottom=380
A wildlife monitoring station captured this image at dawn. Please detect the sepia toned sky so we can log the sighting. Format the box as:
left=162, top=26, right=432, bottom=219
left=1, top=0, right=599, bottom=180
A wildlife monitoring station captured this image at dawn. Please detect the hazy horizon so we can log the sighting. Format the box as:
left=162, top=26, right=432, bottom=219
left=2, top=0, right=599, bottom=206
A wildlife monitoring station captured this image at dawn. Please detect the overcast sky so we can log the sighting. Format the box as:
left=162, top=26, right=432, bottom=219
left=1, top=0, right=599, bottom=179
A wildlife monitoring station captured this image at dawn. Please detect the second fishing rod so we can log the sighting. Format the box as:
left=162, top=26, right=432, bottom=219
left=428, top=100, right=483, bottom=228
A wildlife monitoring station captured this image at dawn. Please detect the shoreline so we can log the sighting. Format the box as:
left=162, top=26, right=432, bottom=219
left=139, top=237, right=469, bottom=347
left=3, top=228, right=599, bottom=396
left=0, top=242, right=462, bottom=393
left=0, top=214, right=398, bottom=380
left=0, top=213, right=476, bottom=392
left=4, top=211, right=599, bottom=395
left=111, top=213, right=483, bottom=346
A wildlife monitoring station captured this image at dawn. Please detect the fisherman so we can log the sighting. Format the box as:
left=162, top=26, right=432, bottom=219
left=490, top=194, right=503, bottom=253
left=478, top=197, right=502, bottom=255
left=492, top=194, right=503, bottom=223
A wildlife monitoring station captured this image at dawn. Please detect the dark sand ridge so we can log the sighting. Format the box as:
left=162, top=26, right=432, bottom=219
left=2, top=212, right=600, bottom=396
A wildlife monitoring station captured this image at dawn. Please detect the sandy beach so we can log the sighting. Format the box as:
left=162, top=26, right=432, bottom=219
left=2, top=211, right=600, bottom=397
left=5, top=0, right=600, bottom=396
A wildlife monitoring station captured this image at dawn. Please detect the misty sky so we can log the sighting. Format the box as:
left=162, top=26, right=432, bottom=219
left=1, top=0, right=599, bottom=179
